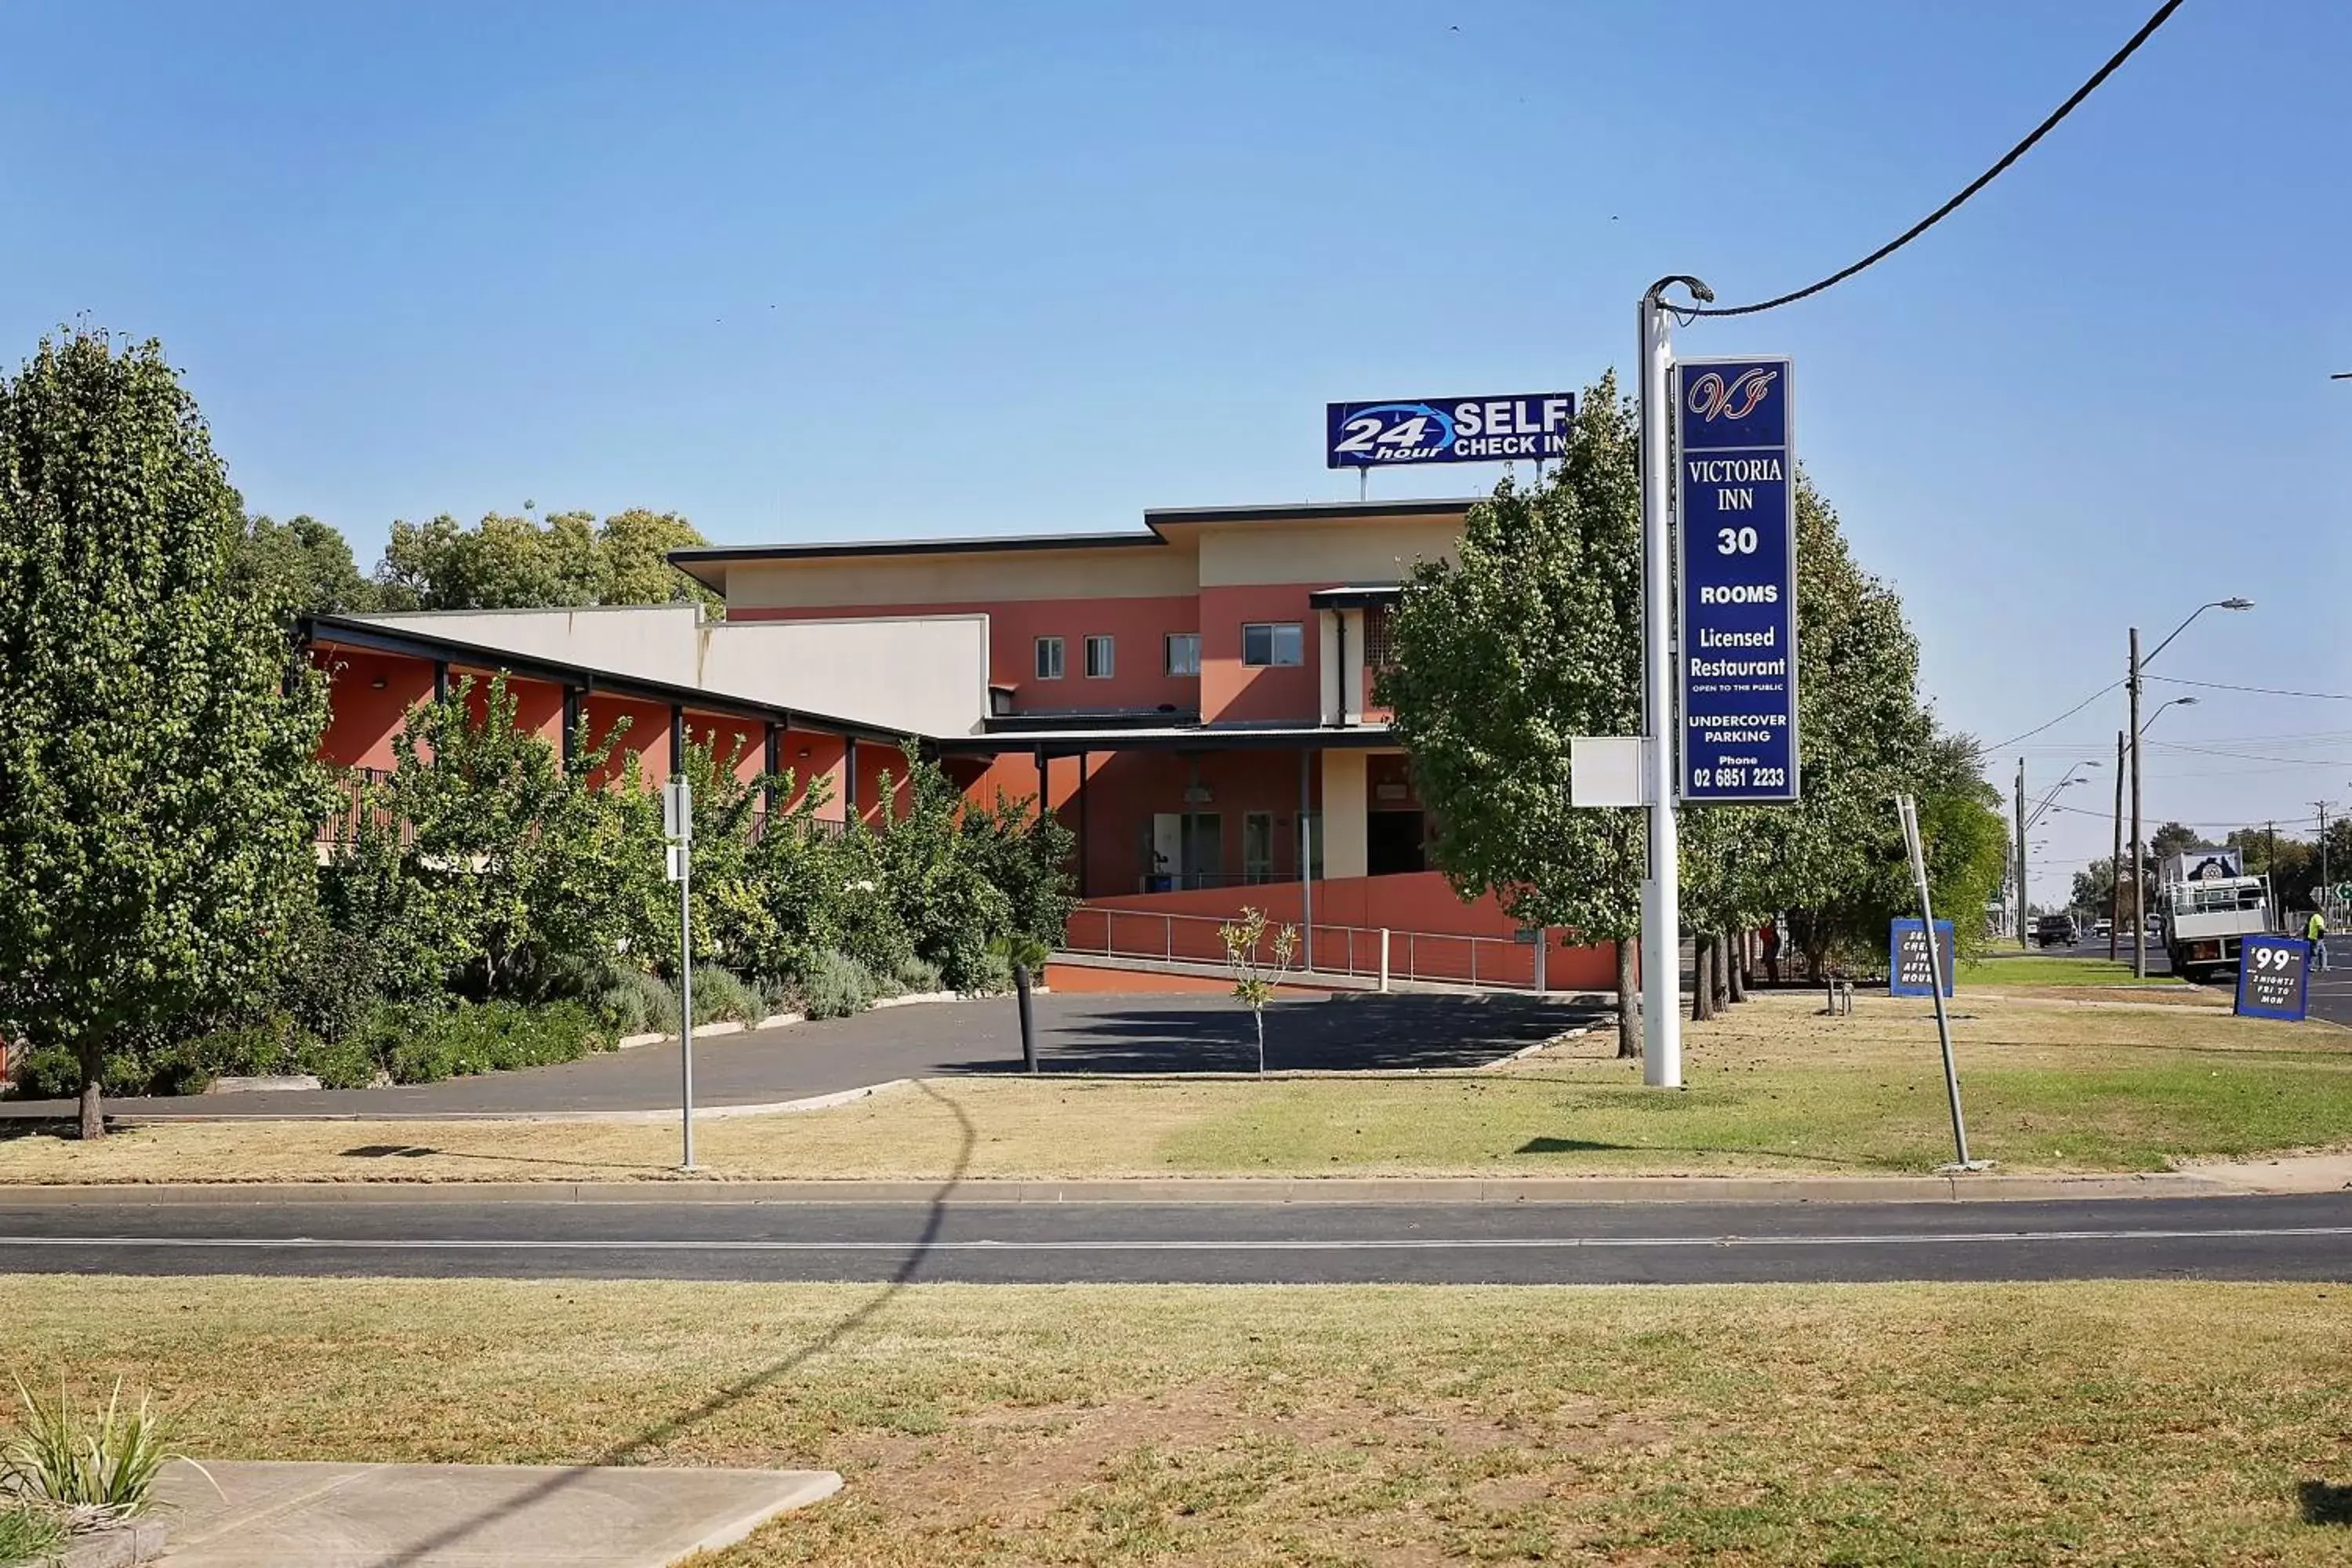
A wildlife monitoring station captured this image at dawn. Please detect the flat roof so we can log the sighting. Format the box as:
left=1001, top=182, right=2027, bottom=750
left=666, top=498, right=1479, bottom=590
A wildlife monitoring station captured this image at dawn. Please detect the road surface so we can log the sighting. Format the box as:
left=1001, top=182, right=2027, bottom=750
left=2, top=1193, right=2344, bottom=1286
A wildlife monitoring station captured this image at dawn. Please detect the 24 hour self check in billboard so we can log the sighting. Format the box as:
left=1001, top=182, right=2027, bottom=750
left=1325, top=394, right=1574, bottom=468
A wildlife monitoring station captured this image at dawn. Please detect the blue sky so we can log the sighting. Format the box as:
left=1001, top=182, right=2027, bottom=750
left=4, top=0, right=2347, bottom=901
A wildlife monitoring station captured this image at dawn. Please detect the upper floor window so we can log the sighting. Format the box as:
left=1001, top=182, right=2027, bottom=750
left=1164, top=633, right=1201, bottom=677
left=1241, top=622, right=1304, bottom=668
left=1035, top=636, right=1065, bottom=680
left=1083, top=634, right=1115, bottom=679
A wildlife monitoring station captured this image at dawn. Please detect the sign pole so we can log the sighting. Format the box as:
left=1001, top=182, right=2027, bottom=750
left=663, top=778, right=697, bottom=1172
left=1897, top=794, right=1975, bottom=1169
left=1638, top=289, right=1682, bottom=1087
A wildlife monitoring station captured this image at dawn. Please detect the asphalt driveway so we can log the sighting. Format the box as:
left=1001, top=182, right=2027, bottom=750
left=0, top=992, right=1604, bottom=1121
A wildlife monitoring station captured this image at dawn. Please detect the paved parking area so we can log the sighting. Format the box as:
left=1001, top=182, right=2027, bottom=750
left=1, top=993, right=1603, bottom=1122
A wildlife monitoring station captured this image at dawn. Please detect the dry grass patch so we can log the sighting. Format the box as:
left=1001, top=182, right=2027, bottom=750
left=0, top=993, right=2344, bottom=1183
left=4, top=1275, right=2348, bottom=1565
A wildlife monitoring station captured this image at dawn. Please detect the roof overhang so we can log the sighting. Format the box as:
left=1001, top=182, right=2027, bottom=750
left=1307, top=583, right=1403, bottom=609
left=934, top=722, right=1399, bottom=757
left=298, top=614, right=916, bottom=744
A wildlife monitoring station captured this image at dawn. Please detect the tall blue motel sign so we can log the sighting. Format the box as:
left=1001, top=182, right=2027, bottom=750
left=2234, top=935, right=2311, bottom=1021
left=1675, top=358, right=1798, bottom=803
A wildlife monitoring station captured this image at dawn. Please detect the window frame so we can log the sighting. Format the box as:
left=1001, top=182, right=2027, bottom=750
left=1083, top=633, right=1115, bottom=680
left=1164, top=632, right=1202, bottom=677
left=1241, top=621, right=1305, bottom=668
left=1034, top=636, right=1065, bottom=681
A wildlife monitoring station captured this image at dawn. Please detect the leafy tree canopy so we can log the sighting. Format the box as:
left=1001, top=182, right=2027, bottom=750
left=375, top=506, right=720, bottom=615
left=0, top=328, right=330, bottom=1137
left=232, top=513, right=381, bottom=618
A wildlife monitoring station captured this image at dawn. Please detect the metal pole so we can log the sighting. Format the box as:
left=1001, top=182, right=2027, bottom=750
left=1299, top=750, right=1315, bottom=975
left=2109, top=729, right=2124, bottom=960
left=679, top=846, right=695, bottom=1171
left=1638, top=289, right=1682, bottom=1087
left=2129, top=626, right=2146, bottom=976
left=1898, top=795, right=1972, bottom=1168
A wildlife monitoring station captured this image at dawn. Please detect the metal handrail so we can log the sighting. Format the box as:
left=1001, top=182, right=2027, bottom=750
left=1062, top=905, right=1543, bottom=991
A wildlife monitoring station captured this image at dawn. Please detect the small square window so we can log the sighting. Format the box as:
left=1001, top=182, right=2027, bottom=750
left=1084, top=634, right=1114, bottom=679
left=1035, top=637, right=1065, bottom=680
left=1242, top=622, right=1304, bottom=667
left=1164, top=633, right=1201, bottom=677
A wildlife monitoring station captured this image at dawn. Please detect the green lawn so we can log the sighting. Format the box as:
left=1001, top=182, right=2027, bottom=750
left=1959, top=954, right=2183, bottom=987
left=10, top=1275, right=2349, bottom=1566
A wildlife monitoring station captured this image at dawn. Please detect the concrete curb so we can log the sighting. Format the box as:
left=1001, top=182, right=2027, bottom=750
left=49, top=1520, right=166, bottom=1568
left=0, top=1170, right=2253, bottom=1207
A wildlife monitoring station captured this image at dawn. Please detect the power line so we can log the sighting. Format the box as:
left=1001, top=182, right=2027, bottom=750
left=2043, top=800, right=2327, bottom=830
left=2147, top=674, right=2352, bottom=702
left=2141, top=741, right=2352, bottom=767
left=1686, top=0, right=2187, bottom=318
left=1986, top=681, right=2122, bottom=751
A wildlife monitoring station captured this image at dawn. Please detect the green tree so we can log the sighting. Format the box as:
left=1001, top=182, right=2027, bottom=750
left=2150, top=821, right=2203, bottom=862
left=1379, top=376, right=1647, bottom=1056
left=0, top=328, right=330, bottom=1137
left=231, top=514, right=379, bottom=618
left=374, top=506, right=720, bottom=615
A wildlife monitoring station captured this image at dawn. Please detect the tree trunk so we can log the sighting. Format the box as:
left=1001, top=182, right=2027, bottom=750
left=1614, top=938, right=1640, bottom=1058
left=1690, top=933, right=1713, bottom=1022
left=1254, top=1008, right=1266, bottom=1076
left=76, top=1040, right=105, bottom=1141
left=1715, top=928, right=1737, bottom=1005
left=1726, top=927, right=1748, bottom=1003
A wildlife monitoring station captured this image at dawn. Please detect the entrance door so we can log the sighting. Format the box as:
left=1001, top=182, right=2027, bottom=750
left=1367, top=810, right=1426, bottom=876
left=1182, top=812, right=1222, bottom=888
left=1149, top=813, right=1183, bottom=891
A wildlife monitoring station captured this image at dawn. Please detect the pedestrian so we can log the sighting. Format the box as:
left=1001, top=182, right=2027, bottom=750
left=1762, top=920, right=1782, bottom=987
left=2306, top=905, right=2330, bottom=973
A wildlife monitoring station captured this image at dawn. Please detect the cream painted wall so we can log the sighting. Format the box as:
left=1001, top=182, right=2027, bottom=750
left=724, top=545, right=1197, bottom=610
left=1196, top=517, right=1462, bottom=588
left=1320, top=750, right=1369, bottom=880
left=354, top=605, right=990, bottom=737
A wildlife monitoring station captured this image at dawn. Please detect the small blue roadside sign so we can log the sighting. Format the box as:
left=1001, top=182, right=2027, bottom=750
left=2234, top=935, right=2311, bottom=1020
left=1326, top=394, right=1574, bottom=468
left=1675, top=358, right=1798, bottom=802
left=1889, top=918, right=1956, bottom=998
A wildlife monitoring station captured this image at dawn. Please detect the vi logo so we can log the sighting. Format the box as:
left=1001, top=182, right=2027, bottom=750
left=1684, top=366, right=1777, bottom=423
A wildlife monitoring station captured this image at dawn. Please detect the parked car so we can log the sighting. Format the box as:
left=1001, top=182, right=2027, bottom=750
left=2034, top=914, right=2080, bottom=948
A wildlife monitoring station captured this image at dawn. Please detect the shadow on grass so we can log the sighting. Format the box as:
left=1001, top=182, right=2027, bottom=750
left=379, top=1077, right=978, bottom=1567
left=2302, top=1480, right=2352, bottom=1526
left=336, top=1142, right=677, bottom=1176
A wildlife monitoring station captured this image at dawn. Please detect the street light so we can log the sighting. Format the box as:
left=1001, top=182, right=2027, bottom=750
left=2015, top=760, right=2101, bottom=944
left=2140, top=695, right=2198, bottom=735
left=2130, top=603, right=2249, bottom=975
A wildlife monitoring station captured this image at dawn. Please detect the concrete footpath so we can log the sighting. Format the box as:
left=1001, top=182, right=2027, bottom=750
left=154, top=1458, right=839, bottom=1568
left=8, top=1152, right=2349, bottom=1207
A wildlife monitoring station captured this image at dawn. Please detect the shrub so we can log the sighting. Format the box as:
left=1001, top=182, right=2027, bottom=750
left=893, top=956, right=944, bottom=996
left=364, top=1000, right=612, bottom=1085
left=800, top=950, right=877, bottom=1020
left=144, top=1018, right=316, bottom=1095
left=690, top=966, right=765, bottom=1025
left=293, top=1033, right=381, bottom=1090
left=2, top=1377, right=179, bottom=1530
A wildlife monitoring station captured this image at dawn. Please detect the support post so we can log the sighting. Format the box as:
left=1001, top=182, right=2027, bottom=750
left=1299, top=749, right=1315, bottom=975
left=678, top=851, right=695, bottom=1171
left=432, top=660, right=449, bottom=705
left=1076, top=753, right=1090, bottom=896
left=2129, top=626, right=2146, bottom=976
left=669, top=703, right=685, bottom=778
left=764, top=723, right=781, bottom=813
left=1638, top=288, right=1682, bottom=1087
left=1379, top=927, right=1391, bottom=993
left=844, top=736, right=858, bottom=822
left=561, top=687, right=582, bottom=771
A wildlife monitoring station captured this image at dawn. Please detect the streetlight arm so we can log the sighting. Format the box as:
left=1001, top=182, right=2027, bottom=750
left=2143, top=598, right=2251, bottom=667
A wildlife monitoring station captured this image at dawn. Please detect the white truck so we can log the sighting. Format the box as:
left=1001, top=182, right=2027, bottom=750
left=2157, top=847, right=2274, bottom=984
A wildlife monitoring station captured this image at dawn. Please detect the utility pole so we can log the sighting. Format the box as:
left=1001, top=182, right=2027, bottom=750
left=2014, top=757, right=2030, bottom=947
left=2129, top=626, right=2147, bottom=977
left=2108, top=728, right=2125, bottom=960
left=2318, top=801, right=2336, bottom=899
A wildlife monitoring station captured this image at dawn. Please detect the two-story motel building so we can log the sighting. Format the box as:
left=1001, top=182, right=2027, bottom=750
left=302, top=498, right=1617, bottom=990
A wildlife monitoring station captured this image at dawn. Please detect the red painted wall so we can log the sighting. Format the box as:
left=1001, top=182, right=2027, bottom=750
left=314, top=649, right=434, bottom=771
left=1200, top=584, right=1321, bottom=723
